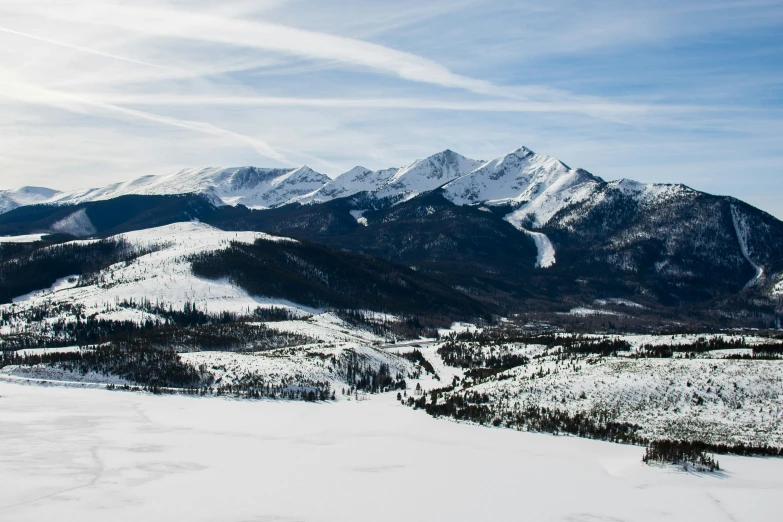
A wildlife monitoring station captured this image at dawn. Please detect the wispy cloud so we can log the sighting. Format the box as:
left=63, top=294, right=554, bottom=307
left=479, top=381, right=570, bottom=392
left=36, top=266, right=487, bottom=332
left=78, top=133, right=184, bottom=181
left=0, top=74, right=288, bottom=162
left=0, top=26, right=176, bottom=72
left=13, top=1, right=504, bottom=97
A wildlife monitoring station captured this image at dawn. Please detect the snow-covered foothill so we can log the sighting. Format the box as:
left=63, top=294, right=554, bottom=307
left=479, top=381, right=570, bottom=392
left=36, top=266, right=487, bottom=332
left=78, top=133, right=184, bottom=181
left=182, top=341, right=413, bottom=400
left=0, top=222, right=312, bottom=339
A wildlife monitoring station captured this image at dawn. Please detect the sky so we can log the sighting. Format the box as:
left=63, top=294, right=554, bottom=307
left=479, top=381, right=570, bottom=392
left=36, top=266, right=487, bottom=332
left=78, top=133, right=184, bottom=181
left=0, top=0, right=782, bottom=217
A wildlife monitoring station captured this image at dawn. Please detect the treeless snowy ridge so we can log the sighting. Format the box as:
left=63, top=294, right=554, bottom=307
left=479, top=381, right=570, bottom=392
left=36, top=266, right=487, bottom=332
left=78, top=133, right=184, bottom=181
left=0, top=382, right=780, bottom=522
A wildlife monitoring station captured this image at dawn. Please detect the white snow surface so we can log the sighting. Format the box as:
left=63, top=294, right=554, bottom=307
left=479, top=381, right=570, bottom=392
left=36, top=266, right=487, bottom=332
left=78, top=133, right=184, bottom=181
left=594, top=298, right=647, bottom=309
left=1, top=380, right=781, bottom=521
left=567, top=307, right=625, bottom=317
left=501, top=206, right=556, bottom=268
left=349, top=209, right=369, bottom=226
left=521, top=228, right=556, bottom=267
left=0, top=233, right=46, bottom=243
left=0, top=222, right=312, bottom=337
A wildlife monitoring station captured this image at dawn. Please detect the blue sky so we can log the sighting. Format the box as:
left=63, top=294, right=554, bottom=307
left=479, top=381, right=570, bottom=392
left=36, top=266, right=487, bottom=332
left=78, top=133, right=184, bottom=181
left=1, top=0, right=781, bottom=217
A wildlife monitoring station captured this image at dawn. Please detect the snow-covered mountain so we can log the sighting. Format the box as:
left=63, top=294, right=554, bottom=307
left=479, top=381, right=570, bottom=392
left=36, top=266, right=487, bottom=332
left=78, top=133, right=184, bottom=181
left=0, top=187, right=63, bottom=214
left=0, top=146, right=683, bottom=231
left=296, top=166, right=399, bottom=204
left=7, top=166, right=331, bottom=210
left=373, top=149, right=485, bottom=202
left=0, top=147, right=678, bottom=221
left=295, top=149, right=485, bottom=205
left=443, top=146, right=604, bottom=229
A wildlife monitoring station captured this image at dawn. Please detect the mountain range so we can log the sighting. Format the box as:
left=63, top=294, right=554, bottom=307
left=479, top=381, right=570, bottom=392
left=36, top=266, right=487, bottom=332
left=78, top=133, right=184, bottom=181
left=1, top=145, right=782, bottom=326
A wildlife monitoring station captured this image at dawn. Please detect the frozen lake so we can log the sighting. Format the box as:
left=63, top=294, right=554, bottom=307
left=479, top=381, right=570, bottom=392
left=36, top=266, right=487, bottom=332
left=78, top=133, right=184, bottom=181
left=1, top=381, right=781, bottom=521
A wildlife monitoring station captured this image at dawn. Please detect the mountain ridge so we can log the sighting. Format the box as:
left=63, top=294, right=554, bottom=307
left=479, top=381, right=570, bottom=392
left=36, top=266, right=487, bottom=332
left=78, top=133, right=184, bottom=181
left=0, top=145, right=708, bottom=229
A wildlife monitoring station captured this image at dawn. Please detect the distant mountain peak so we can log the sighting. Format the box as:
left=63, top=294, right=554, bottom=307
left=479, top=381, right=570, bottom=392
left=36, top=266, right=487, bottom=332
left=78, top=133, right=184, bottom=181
left=509, top=145, right=535, bottom=157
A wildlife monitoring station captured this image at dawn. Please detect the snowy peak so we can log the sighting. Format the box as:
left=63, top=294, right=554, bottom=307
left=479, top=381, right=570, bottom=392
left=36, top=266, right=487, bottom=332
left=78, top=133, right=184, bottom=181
left=253, top=166, right=330, bottom=208
left=3, top=186, right=62, bottom=204
left=374, top=149, right=485, bottom=201
left=0, top=186, right=64, bottom=213
left=443, top=146, right=603, bottom=227
left=298, top=165, right=399, bottom=204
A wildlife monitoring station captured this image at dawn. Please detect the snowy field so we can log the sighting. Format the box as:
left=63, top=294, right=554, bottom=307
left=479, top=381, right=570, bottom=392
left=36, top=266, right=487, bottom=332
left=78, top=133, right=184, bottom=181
left=1, top=381, right=782, bottom=522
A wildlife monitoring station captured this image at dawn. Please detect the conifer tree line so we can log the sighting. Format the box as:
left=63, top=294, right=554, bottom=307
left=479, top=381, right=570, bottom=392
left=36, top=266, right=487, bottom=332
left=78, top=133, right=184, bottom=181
left=0, top=301, right=310, bottom=351
left=0, top=343, right=209, bottom=388
left=635, top=337, right=783, bottom=358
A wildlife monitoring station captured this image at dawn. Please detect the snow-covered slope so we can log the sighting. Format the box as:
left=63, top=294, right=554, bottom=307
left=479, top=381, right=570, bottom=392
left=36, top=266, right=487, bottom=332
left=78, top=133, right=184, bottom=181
left=373, top=150, right=485, bottom=202
left=296, top=166, right=399, bottom=203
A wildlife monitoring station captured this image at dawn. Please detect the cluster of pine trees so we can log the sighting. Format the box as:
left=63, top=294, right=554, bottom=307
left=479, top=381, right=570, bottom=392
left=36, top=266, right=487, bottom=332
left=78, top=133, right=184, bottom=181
left=338, top=352, right=406, bottom=393
left=437, top=334, right=529, bottom=370
left=215, top=375, right=334, bottom=401
left=637, top=337, right=783, bottom=358
left=642, top=440, right=720, bottom=471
